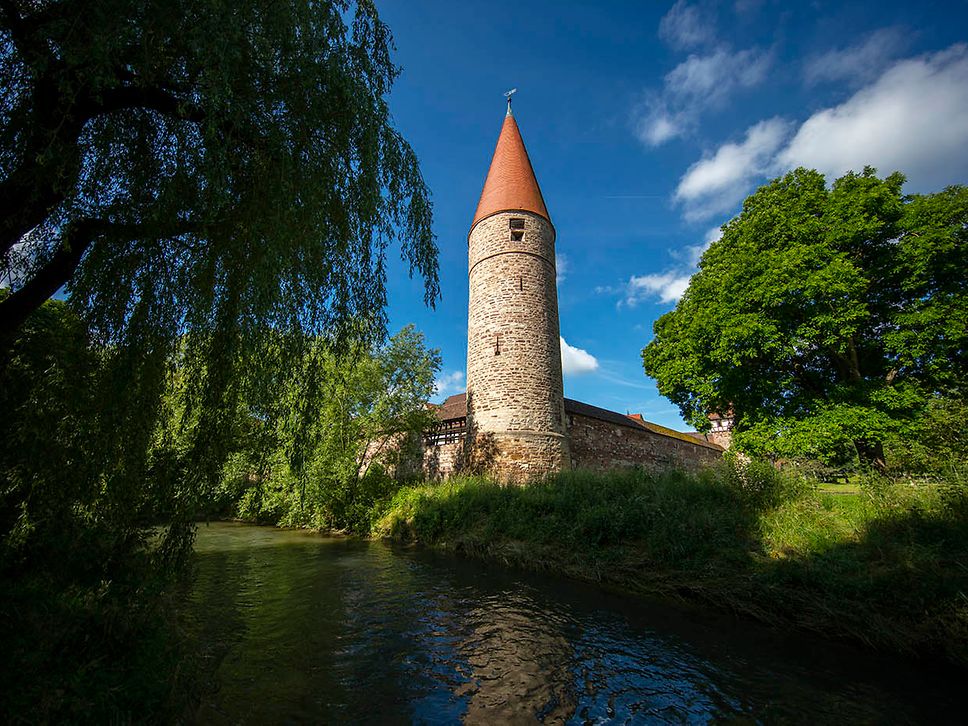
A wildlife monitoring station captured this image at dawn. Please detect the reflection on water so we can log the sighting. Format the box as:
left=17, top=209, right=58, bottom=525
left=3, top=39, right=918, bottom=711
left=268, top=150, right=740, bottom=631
left=187, top=523, right=964, bottom=724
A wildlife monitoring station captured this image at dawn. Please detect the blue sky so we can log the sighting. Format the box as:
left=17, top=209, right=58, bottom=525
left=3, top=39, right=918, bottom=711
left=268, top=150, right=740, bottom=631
left=377, top=0, right=968, bottom=430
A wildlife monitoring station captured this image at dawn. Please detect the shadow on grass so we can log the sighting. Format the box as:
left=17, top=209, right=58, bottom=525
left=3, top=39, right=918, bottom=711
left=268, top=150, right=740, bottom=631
left=759, top=497, right=968, bottom=663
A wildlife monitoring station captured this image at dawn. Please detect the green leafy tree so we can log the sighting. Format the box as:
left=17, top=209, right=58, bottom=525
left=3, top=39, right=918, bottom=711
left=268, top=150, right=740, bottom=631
left=884, top=397, right=968, bottom=474
left=232, top=325, right=441, bottom=532
left=643, top=168, right=967, bottom=469
left=0, top=0, right=437, bottom=534
left=0, top=296, right=199, bottom=719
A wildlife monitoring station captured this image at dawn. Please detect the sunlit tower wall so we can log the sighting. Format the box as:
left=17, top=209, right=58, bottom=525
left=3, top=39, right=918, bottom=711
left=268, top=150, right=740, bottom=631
left=465, top=102, right=570, bottom=479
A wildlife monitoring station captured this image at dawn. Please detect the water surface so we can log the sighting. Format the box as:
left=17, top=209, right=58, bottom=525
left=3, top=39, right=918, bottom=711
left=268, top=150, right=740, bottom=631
left=187, top=522, right=964, bottom=724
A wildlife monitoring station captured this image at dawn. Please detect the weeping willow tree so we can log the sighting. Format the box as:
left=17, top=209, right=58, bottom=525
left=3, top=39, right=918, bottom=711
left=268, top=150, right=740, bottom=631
left=0, top=0, right=436, bottom=719
left=0, top=0, right=439, bottom=522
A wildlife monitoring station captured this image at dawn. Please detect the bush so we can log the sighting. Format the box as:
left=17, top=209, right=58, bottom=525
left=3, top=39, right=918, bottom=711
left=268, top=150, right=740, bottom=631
left=717, top=458, right=806, bottom=509
left=230, top=451, right=403, bottom=534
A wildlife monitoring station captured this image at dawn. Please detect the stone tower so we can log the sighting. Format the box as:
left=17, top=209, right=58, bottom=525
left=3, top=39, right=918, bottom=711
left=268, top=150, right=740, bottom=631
left=465, top=100, right=570, bottom=479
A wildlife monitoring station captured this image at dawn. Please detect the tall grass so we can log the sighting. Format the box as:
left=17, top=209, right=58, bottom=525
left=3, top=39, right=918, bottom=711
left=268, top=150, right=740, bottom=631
left=374, top=464, right=968, bottom=666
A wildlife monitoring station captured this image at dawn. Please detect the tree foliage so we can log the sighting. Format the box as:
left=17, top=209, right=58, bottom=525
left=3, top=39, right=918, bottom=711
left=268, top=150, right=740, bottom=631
left=0, top=0, right=438, bottom=524
left=224, top=325, right=441, bottom=532
left=642, top=168, right=967, bottom=468
left=0, top=296, right=198, bottom=720
left=0, top=0, right=437, bottom=339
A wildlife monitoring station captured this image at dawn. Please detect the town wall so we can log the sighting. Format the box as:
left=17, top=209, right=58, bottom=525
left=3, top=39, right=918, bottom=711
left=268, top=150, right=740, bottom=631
left=567, top=413, right=722, bottom=473
left=420, top=394, right=723, bottom=481
left=422, top=439, right=463, bottom=481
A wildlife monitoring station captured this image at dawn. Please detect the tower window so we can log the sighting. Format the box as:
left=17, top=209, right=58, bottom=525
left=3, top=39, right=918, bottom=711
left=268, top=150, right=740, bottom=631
left=494, top=333, right=501, bottom=356
left=509, top=218, right=525, bottom=241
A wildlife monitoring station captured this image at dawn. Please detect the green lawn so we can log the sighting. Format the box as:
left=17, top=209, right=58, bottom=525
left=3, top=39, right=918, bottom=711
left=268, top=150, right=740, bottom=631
left=815, top=482, right=863, bottom=495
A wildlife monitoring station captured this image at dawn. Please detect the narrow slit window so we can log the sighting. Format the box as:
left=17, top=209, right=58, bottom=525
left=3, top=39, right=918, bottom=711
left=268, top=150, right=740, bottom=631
left=509, top=218, right=525, bottom=241
left=494, top=333, right=501, bottom=356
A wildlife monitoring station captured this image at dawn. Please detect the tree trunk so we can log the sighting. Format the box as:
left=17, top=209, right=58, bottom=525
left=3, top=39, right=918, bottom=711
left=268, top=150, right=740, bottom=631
left=0, top=219, right=101, bottom=339
left=854, top=439, right=886, bottom=472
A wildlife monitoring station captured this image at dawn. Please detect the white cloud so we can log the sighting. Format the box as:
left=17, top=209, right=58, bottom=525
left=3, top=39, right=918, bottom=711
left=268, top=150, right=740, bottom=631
left=640, top=112, right=683, bottom=145
left=433, top=370, right=464, bottom=399
left=667, top=48, right=770, bottom=101
left=778, top=44, right=968, bottom=191
left=560, top=337, right=599, bottom=376
left=671, top=44, right=968, bottom=224
left=623, top=271, right=692, bottom=306
left=675, top=117, right=792, bottom=220
left=602, top=225, right=723, bottom=309
left=658, top=1, right=714, bottom=50
left=2, top=235, right=41, bottom=289
left=804, top=28, right=906, bottom=87
left=555, top=252, right=569, bottom=284
left=637, top=47, right=772, bottom=147
left=704, top=225, right=724, bottom=244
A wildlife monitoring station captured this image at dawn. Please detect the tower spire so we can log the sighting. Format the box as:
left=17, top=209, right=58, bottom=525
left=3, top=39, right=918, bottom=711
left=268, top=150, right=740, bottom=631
left=472, top=99, right=550, bottom=229
left=465, top=101, right=569, bottom=480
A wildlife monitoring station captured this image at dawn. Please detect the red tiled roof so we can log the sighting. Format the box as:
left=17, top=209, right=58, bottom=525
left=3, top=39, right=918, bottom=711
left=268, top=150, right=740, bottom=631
left=471, top=109, right=550, bottom=229
left=430, top=392, right=722, bottom=451
left=434, top=392, right=467, bottom=422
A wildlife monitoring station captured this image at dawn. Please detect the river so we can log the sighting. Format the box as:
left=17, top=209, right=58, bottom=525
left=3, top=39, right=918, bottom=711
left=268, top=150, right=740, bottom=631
left=186, top=522, right=964, bottom=724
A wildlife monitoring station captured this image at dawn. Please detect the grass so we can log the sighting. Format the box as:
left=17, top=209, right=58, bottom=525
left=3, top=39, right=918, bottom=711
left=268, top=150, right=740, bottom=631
left=373, top=464, right=968, bottom=667
left=815, top=481, right=862, bottom=495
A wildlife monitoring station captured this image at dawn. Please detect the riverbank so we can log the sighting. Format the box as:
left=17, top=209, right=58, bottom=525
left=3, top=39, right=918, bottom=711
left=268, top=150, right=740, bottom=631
left=185, top=521, right=968, bottom=723
left=372, top=465, right=968, bottom=667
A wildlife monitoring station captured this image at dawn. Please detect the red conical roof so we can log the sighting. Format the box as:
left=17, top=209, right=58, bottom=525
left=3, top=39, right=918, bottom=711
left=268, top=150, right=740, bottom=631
left=471, top=107, right=551, bottom=229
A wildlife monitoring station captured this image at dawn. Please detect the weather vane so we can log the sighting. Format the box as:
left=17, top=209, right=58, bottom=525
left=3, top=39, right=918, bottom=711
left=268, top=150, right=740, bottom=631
left=504, top=88, right=517, bottom=108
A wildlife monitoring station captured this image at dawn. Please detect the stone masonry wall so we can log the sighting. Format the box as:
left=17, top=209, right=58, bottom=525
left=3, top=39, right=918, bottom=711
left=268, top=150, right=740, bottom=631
left=466, top=210, right=569, bottom=475
left=422, top=439, right=463, bottom=481
left=568, top=414, right=722, bottom=473
left=707, top=430, right=733, bottom=450
left=486, top=431, right=570, bottom=482
left=421, top=432, right=568, bottom=483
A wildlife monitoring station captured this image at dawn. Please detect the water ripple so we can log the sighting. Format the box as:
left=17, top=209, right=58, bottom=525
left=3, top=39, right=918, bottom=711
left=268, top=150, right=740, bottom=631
left=186, top=524, right=966, bottom=724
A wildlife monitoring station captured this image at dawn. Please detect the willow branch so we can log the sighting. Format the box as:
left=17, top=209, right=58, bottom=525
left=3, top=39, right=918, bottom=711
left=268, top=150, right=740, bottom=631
left=0, top=0, right=55, bottom=66
left=0, top=216, right=203, bottom=338
left=90, top=85, right=207, bottom=124
left=0, top=217, right=104, bottom=338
